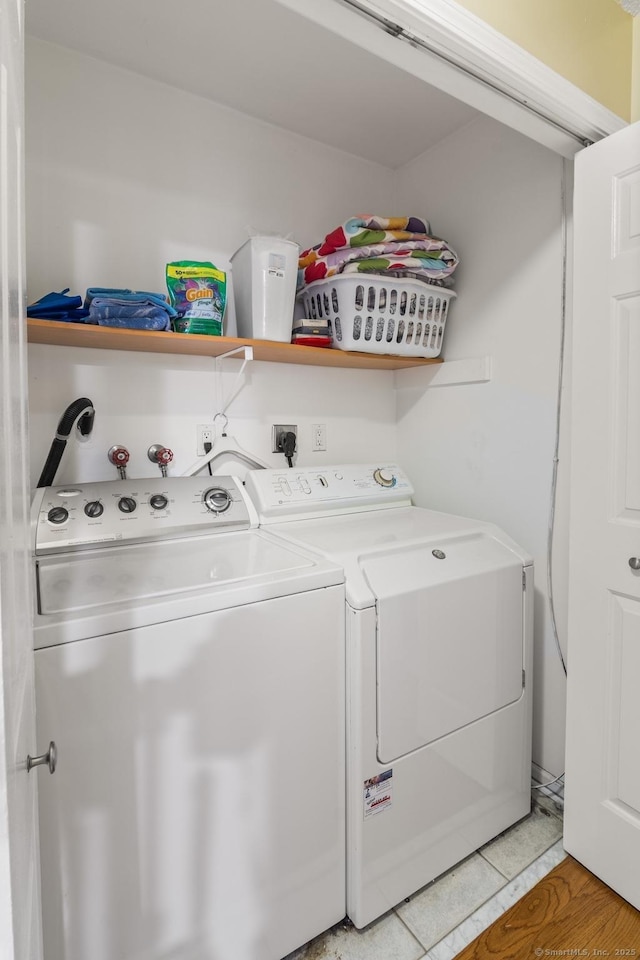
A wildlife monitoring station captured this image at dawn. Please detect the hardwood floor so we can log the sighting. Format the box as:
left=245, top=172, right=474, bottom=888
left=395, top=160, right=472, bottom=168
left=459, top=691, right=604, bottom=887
left=455, top=856, right=640, bottom=958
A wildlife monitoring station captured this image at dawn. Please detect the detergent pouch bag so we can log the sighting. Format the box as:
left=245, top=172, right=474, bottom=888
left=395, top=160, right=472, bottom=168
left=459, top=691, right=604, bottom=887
left=166, top=261, right=227, bottom=336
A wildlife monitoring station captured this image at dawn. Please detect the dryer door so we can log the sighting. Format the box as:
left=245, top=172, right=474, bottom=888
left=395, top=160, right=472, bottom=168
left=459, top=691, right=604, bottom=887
left=362, top=534, right=524, bottom=764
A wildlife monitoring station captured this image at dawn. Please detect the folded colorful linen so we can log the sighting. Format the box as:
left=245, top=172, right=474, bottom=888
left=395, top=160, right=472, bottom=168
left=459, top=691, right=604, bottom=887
left=298, top=215, right=459, bottom=289
left=311, top=216, right=432, bottom=255
left=382, top=270, right=455, bottom=288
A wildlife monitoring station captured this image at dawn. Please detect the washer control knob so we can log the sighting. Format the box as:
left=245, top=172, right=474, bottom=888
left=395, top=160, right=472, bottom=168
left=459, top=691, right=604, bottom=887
left=149, top=494, right=169, bottom=510
left=47, top=506, right=69, bottom=525
left=84, top=500, right=104, bottom=518
left=373, top=468, right=396, bottom=487
left=203, top=487, right=232, bottom=513
left=118, top=496, right=137, bottom=514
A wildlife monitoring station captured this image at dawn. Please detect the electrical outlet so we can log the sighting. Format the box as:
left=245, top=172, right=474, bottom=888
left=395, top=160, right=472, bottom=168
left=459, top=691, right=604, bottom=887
left=272, top=424, right=297, bottom=453
left=197, top=424, right=213, bottom=456
left=312, top=423, right=326, bottom=452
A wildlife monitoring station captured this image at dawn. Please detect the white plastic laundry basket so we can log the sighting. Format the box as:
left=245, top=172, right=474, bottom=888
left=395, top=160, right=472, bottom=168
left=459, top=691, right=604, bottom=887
left=297, top=275, right=456, bottom=358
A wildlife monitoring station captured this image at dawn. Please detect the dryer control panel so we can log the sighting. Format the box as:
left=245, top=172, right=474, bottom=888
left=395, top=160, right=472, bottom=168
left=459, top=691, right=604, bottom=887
left=245, top=463, right=413, bottom=522
left=32, top=476, right=254, bottom=554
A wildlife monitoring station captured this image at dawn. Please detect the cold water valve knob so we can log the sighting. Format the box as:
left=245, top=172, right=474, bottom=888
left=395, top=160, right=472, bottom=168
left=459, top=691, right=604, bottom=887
left=108, top=445, right=130, bottom=480
left=148, top=444, right=174, bottom=478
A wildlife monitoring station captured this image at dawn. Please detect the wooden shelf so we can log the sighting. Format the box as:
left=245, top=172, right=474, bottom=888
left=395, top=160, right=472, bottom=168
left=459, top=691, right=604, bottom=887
left=26, top=319, right=443, bottom=371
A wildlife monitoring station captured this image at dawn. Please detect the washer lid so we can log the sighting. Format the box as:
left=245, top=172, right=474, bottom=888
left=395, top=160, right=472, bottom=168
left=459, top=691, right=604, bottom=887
left=34, top=529, right=343, bottom=647
left=363, top=533, right=525, bottom=763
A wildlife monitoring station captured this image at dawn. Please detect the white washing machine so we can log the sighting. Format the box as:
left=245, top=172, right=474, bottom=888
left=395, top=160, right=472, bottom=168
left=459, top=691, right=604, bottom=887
left=31, top=475, right=345, bottom=960
left=245, top=463, right=533, bottom=929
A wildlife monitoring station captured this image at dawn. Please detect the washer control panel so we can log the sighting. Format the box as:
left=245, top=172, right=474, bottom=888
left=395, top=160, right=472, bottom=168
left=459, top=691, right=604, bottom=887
left=32, top=475, right=253, bottom=554
left=245, top=463, right=413, bottom=522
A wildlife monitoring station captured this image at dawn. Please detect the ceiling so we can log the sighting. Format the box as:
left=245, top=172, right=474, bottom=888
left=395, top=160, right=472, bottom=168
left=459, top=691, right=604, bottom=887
left=25, top=0, right=480, bottom=169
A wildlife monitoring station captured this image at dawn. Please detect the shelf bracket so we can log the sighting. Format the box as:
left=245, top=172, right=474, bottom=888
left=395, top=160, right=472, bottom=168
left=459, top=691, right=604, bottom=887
left=214, top=344, right=254, bottom=417
left=215, top=344, right=254, bottom=366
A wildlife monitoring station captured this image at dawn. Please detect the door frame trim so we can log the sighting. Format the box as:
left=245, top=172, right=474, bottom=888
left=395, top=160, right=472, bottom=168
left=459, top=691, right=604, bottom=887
left=277, top=0, right=627, bottom=158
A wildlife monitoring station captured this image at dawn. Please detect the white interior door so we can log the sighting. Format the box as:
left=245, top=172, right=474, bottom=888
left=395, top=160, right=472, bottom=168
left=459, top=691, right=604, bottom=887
left=0, top=0, right=43, bottom=956
left=565, top=120, right=640, bottom=907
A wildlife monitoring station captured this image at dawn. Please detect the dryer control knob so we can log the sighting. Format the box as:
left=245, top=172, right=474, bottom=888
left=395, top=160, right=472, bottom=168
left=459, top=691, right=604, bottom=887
left=373, top=468, right=396, bottom=487
left=203, top=487, right=232, bottom=513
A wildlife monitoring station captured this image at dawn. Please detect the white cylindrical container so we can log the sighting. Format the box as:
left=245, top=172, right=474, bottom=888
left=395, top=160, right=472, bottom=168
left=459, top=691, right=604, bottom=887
left=230, top=236, right=299, bottom=342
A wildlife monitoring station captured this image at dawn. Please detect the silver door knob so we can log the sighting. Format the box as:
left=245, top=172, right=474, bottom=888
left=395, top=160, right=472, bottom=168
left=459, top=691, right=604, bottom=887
left=27, top=741, right=57, bottom=774
left=629, top=558, right=640, bottom=570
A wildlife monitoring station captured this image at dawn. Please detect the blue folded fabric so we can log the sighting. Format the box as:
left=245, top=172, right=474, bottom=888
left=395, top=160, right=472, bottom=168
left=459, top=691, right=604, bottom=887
left=95, top=315, right=171, bottom=331
left=27, top=288, right=90, bottom=321
left=89, top=299, right=172, bottom=331
left=84, top=288, right=177, bottom=317
left=29, top=309, right=90, bottom=322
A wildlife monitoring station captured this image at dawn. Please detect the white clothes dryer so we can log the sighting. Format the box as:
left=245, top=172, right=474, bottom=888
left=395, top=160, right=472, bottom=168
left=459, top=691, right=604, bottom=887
left=245, top=464, right=533, bottom=929
left=32, top=475, right=345, bottom=960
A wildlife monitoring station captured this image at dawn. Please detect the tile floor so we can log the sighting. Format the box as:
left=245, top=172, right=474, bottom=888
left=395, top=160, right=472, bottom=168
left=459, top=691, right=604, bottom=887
left=284, top=778, right=565, bottom=960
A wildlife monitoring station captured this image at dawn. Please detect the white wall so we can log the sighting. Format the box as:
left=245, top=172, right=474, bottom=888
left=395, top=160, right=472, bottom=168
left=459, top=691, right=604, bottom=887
left=394, top=116, right=567, bottom=776
left=28, top=345, right=398, bottom=485
left=25, top=40, right=399, bottom=485
left=25, top=38, right=395, bottom=329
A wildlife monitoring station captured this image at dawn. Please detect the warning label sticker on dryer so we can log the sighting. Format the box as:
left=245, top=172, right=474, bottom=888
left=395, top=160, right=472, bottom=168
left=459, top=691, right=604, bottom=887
left=363, top=769, right=393, bottom=819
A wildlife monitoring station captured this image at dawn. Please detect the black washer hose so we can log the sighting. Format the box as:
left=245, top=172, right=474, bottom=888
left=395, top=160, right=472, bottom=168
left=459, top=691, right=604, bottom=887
left=36, top=398, right=95, bottom=488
